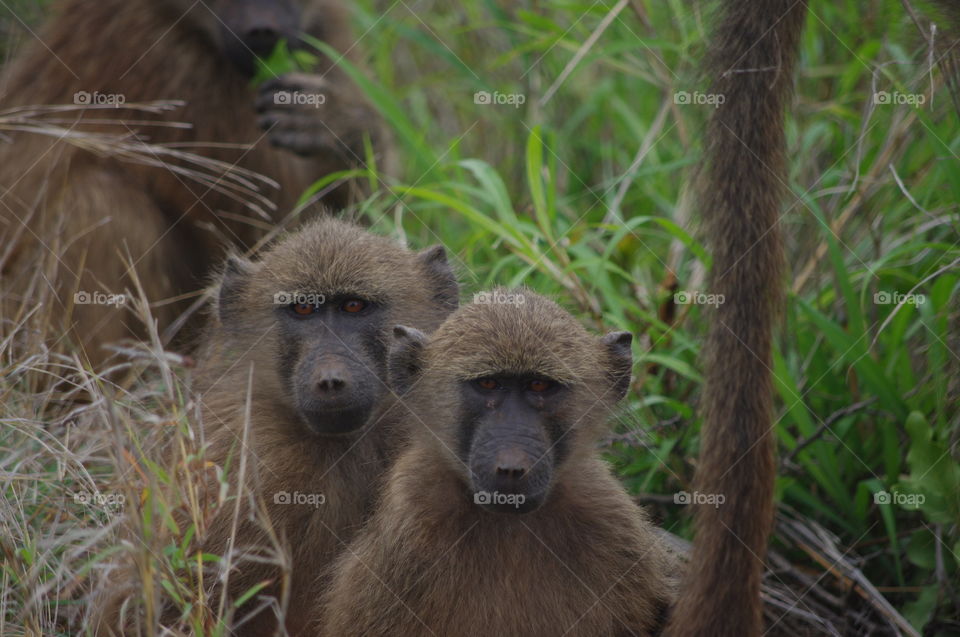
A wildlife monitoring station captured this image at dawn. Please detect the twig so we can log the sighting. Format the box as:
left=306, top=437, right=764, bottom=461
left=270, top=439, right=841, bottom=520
left=784, top=397, right=878, bottom=465
left=778, top=512, right=921, bottom=636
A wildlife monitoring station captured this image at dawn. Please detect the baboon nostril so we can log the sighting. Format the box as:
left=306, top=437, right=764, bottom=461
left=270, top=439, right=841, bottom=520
left=317, top=377, right=346, bottom=392
left=494, top=448, right=530, bottom=481
left=496, top=466, right=526, bottom=479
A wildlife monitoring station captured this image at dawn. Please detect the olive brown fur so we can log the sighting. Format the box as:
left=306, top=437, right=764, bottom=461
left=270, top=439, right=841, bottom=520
left=0, top=0, right=388, bottom=368
left=319, top=290, right=678, bottom=637
left=663, top=2, right=807, bottom=636
left=89, top=217, right=458, bottom=636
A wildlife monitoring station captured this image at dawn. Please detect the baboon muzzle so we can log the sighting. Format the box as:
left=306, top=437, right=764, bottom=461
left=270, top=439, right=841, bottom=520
left=293, top=353, right=380, bottom=436
left=468, top=422, right=553, bottom=514
left=219, top=0, right=302, bottom=76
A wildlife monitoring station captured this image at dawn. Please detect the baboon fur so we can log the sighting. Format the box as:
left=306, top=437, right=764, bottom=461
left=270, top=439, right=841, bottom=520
left=89, top=217, right=458, bottom=636
left=662, top=2, right=807, bottom=636
left=0, top=0, right=387, bottom=367
left=319, top=290, right=678, bottom=637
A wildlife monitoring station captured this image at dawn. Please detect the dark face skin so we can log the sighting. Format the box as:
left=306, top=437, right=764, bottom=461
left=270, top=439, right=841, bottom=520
left=276, top=295, right=387, bottom=436
left=217, top=0, right=303, bottom=76
left=458, top=375, right=570, bottom=514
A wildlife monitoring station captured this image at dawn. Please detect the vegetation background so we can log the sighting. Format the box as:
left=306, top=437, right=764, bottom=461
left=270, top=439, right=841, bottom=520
left=1, top=0, right=957, bottom=635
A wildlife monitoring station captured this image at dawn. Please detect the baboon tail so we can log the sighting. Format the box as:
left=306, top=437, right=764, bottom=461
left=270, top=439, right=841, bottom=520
left=663, top=2, right=807, bottom=636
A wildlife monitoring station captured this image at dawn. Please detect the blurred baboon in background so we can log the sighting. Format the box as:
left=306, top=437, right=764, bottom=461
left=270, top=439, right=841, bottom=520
left=89, top=218, right=458, bottom=636
left=0, top=0, right=390, bottom=368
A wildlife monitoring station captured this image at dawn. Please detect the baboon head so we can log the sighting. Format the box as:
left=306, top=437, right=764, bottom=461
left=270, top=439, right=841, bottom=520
left=160, top=0, right=335, bottom=76
left=389, top=289, right=633, bottom=513
left=215, top=217, right=458, bottom=435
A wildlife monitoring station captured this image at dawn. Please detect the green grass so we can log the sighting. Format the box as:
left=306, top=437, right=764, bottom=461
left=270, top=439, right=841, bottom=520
left=1, top=0, right=958, bottom=634
left=341, top=0, right=959, bottom=630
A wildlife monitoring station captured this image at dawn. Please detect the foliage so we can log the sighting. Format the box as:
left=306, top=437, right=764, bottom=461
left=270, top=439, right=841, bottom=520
left=0, top=0, right=957, bottom=634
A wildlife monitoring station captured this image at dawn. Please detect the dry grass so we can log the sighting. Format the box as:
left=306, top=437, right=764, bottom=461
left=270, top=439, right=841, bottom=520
left=2, top=0, right=958, bottom=635
left=0, top=110, right=299, bottom=636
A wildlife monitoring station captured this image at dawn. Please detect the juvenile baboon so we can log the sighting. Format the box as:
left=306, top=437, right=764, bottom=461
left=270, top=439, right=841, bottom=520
left=89, top=218, right=458, bottom=636
left=319, top=290, right=678, bottom=637
left=662, top=1, right=807, bottom=636
left=0, top=0, right=388, bottom=367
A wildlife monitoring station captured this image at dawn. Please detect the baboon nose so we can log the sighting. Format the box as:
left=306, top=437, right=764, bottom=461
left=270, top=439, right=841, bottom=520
left=316, top=374, right=346, bottom=393
left=245, top=27, right=281, bottom=56
left=494, top=448, right=530, bottom=481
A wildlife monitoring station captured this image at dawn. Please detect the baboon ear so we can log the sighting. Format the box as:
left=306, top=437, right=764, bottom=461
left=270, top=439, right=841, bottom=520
left=601, top=331, right=634, bottom=402
left=388, top=325, right=427, bottom=395
left=417, top=245, right=459, bottom=312
left=218, top=255, right=255, bottom=322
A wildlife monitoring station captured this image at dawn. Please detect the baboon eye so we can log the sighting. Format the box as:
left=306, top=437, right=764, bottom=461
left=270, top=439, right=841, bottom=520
left=528, top=379, right=553, bottom=393
left=342, top=299, right=367, bottom=314
left=292, top=303, right=315, bottom=316
left=476, top=378, right=499, bottom=391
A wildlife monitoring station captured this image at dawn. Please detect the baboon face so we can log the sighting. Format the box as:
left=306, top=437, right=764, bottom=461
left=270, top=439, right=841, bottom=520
left=162, top=0, right=329, bottom=76
left=458, top=372, right=566, bottom=513
left=276, top=292, right=388, bottom=434
left=390, top=290, right=633, bottom=514
left=217, top=218, right=459, bottom=436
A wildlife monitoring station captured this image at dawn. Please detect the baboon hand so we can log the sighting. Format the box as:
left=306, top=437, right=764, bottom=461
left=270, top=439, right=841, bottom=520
left=255, top=72, right=374, bottom=162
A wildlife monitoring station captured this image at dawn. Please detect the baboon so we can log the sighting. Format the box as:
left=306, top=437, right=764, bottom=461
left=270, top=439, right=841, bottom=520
left=318, top=290, right=678, bottom=637
left=89, top=217, right=458, bottom=636
left=661, top=1, right=807, bottom=636
left=0, top=0, right=388, bottom=367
